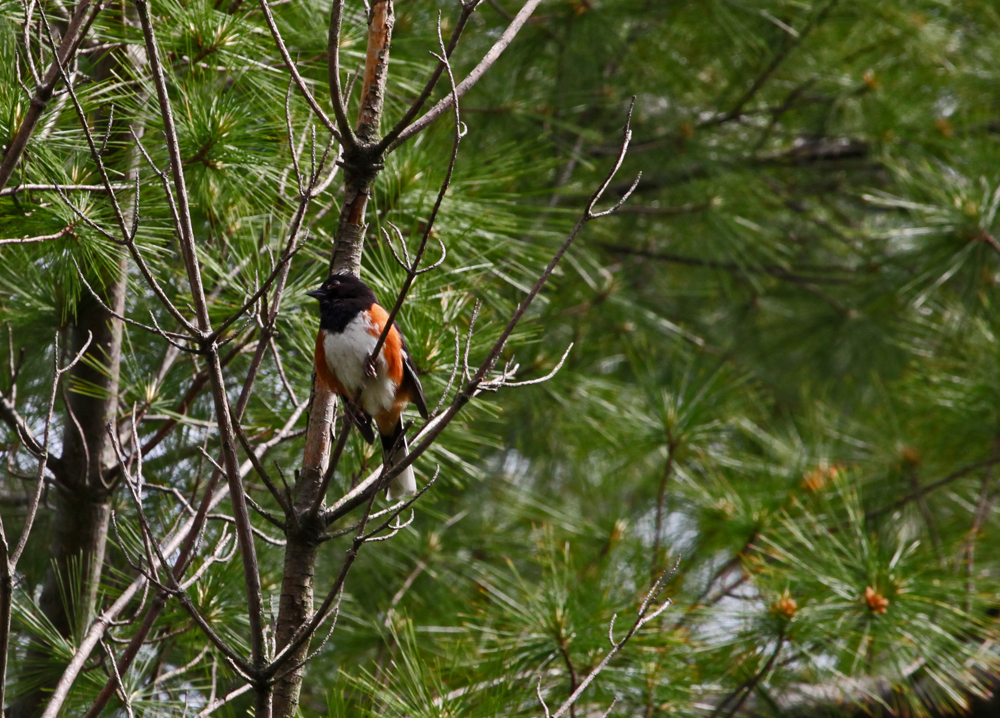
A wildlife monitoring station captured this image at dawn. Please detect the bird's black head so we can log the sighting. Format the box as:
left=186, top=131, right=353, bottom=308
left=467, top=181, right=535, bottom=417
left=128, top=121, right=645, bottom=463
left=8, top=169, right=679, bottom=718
left=306, top=273, right=376, bottom=304
left=307, top=273, right=378, bottom=332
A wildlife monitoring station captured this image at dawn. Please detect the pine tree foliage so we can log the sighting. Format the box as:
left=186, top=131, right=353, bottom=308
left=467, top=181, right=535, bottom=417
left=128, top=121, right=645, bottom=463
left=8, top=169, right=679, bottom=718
left=1, top=0, right=1000, bottom=717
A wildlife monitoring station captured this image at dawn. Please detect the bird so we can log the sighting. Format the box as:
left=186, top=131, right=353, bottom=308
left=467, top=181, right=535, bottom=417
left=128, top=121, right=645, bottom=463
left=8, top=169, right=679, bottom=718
left=307, top=273, right=428, bottom=500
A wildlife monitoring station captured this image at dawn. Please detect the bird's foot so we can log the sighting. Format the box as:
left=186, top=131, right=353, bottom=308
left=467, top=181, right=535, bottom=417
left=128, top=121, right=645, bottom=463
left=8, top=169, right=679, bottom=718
left=363, top=353, right=378, bottom=379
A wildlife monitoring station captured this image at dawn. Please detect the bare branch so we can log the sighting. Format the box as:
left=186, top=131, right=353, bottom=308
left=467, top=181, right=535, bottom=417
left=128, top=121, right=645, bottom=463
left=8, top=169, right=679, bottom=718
left=0, top=225, right=77, bottom=245
left=538, top=676, right=552, bottom=718
left=194, top=683, right=254, bottom=717
left=244, top=489, right=286, bottom=529
left=208, top=513, right=286, bottom=546
left=431, top=327, right=462, bottom=416
left=268, top=586, right=343, bottom=684
left=21, top=0, right=40, bottom=85
left=133, top=0, right=213, bottom=335
left=362, top=468, right=437, bottom=541
left=502, top=343, right=573, bottom=388
left=100, top=638, right=135, bottom=718
left=179, top=530, right=238, bottom=591
left=152, top=645, right=210, bottom=687
left=231, top=416, right=292, bottom=517
left=0, top=388, right=48, bottom=460
left=284, top=79, right=305, bottom=196
left=270, top=337, right=299, bottom=406
left=309, top=416, right=353, bottom=518
left=0, top=183, right=129, bottom=197
left=377, top=0, right=482, bottom=151
left=325, top=0, right=357, bottom=147
left=546, top=572, right=671, bottom=718
left=462, top=299, right=481, bottom=383
left=390, top=0, right=544, bottom=149
left=257, top=0, right=343, bottom=141
left=353, top=0, right=394, bottom=142
left=73, top=259, right=198, bottom=344
left=0, top=0, right=107, bottom=191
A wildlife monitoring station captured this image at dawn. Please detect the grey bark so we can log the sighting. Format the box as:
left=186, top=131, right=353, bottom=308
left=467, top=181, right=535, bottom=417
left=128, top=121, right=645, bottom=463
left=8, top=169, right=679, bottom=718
left=12, top=264, right=126, bottom=718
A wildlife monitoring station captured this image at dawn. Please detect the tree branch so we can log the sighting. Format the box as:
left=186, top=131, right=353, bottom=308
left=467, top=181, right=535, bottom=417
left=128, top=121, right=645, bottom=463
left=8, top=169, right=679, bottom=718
left=0, top=0, right=107, bottom=191
left=543, top=570, right=672, bottom=718
left=259, top=0, right=341, bottom=141
left=377, top=0, right=481, bottom=152
left=389, top=0, right=544, bottom=149
left=325, top=0, right=357, bottom=148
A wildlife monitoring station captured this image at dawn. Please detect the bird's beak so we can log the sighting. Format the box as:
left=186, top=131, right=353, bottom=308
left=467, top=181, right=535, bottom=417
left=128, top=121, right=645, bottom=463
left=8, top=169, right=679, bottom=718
left=306, top=288, right=326, bottom=300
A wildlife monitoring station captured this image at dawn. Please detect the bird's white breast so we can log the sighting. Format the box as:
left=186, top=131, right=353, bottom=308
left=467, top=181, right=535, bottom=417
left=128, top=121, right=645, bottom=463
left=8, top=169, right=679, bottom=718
left=322, top=313, right=397, bottom=416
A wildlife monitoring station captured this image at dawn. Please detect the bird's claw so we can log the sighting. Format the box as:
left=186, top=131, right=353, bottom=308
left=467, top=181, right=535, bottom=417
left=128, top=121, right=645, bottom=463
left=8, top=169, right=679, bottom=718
left=363, top=353, right=377, bottom=379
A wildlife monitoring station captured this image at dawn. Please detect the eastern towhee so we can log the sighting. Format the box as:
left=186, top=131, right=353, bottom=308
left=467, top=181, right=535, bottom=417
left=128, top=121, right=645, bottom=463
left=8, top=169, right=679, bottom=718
left=307, top=273, right=428, bottom=500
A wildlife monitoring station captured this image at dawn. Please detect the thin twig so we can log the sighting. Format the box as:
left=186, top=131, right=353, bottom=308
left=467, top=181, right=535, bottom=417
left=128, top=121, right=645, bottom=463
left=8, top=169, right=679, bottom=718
left=309, top=417, right=353, bottom=518
left=390, top=0, right=543, bottom=149
left=100, top=638, right=135, bottom=718
left=546, top=571, right=672, bottom=718
left=257, top=0, right=342, bottom=140
left=324, top=0, right=356, bottom=147
left=0, top=0, right=107, bottom=191
left=377, top=0, right=482, bottom=151
left=269, top=337, right=299, bottom=405
left=194, top=683, right=254, bottom=717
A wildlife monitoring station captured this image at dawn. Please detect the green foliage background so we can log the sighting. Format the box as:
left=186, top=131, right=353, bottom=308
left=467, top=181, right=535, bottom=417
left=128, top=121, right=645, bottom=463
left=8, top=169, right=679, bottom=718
left=3, top=0, right=1000, bottom=716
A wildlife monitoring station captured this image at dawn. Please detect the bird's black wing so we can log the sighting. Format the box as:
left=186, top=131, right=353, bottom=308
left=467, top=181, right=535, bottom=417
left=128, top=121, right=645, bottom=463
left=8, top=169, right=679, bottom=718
left=397, top=324, right=429, bottom=420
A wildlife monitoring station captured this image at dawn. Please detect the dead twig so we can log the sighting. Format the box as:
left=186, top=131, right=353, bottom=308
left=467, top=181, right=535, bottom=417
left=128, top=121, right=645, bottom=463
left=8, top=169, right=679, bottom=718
left=0, top=0, right=107, bottom=191
left=541, top=570, right=672, bottom=718
left=390, top=0, right=544, bottom=149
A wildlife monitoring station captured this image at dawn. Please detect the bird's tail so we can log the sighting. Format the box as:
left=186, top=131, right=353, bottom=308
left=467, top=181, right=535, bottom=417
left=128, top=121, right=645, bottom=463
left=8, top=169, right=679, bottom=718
left=380, top=422, right=416, bottom=501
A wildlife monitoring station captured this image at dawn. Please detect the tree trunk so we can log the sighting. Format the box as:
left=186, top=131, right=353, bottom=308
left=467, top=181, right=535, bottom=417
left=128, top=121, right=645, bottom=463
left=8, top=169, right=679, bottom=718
left=271, top=514, right=322, bottom=715
left=271, top=3, right=393, bottom=715
left=11, top=31, right=140, bottom=712
left=12, top=263, right=125, bottom=718
left=43, top=274, right=125, bottom=623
